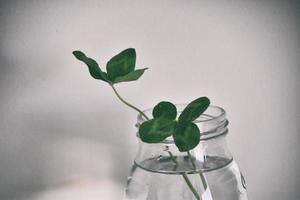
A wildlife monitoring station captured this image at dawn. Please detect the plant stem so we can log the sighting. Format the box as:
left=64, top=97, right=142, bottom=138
left=167, top=151, right=178, bottom=165
left=187, top=151, right=208, bottom=190
left=182, top=174, right=201, bottom=200
left=168, top=151, right=200, bottom=200
left=187, top=151, right=196, bottom=169
left=110, top=84, right=149, bottom=120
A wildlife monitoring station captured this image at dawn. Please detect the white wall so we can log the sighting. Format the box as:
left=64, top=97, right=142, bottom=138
left=0, top=0, right=299, bottom=199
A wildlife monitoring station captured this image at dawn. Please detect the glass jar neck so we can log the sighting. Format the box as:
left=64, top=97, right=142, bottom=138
left=134, top=105, right=232, bottom=174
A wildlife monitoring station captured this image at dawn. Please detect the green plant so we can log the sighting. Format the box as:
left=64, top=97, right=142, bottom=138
left=73, top=48, right=210, bottom=200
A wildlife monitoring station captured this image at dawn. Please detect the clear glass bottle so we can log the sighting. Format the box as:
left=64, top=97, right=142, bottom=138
left=124, top=105, right=248, bottom=200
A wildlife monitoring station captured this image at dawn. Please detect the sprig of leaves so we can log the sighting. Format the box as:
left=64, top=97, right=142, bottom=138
left=139, top=97, right=210, bottom=152
left=73, top=48, right=148, bottom=85
left=73, top=48, right=149, bottom=120
left=73, top=48, right=210, bottom=200
left=72, top=48, right=210, bottom=152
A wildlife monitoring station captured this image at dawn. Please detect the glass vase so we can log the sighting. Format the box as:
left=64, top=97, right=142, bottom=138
left=123, top=105, right=248, bottom=200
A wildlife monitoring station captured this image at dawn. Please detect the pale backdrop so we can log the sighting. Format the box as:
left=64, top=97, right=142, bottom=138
left=0, top=0, right=299, bottom=200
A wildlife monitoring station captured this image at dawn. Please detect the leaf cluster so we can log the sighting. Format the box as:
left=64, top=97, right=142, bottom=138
left=139, top=97, right=210, bottom=152
left=72, top=48, right=210, bottom=152
left=73, top=48, right=147, bottom=85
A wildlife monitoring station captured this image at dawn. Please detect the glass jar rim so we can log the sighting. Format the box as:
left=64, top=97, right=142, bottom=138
left=136, top=104, right=228, bottom=142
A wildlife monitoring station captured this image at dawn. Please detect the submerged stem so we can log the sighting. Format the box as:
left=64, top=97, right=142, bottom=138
left=182, top=174, right=201, bottom=200
left=110, top=84, right=149, bottom=120
left=167, top=151, right=178, bottom=165
left=168, top=151, right=200, bottom=200
left=187, top=151, right=208, bottom=190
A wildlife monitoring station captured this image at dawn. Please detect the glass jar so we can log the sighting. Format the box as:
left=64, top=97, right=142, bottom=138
left=123, top=105, right=248, bottom=200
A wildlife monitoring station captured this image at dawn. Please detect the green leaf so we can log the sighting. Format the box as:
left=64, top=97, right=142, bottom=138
left=139, top=118, right=176, bottom=143
left=73, top=50, right=109, bottom=82
left=178, top=97, right=210, bottom=122
left=173, top=122, right=200, bottom=152
left=113, top=68, right=148, bottom=84
left=106, top=48, right=136, bottom=82
left=152, top=101, right=177, bottom=120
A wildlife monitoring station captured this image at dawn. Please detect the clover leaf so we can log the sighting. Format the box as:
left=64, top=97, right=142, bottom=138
left=73, top=48, right=147, bottom=85
left=139, top=97, right=210, bottom=151
left=113, top=68, right=148, bottom=83
left=139, top=117, right=176, bottom=143
left=172, top=96, right=210, bottom=151
left=106, top=48, right=136, bottom=81
left=73, top=50, right=109, bottom=82
left=178, top=96, right=210, bottom=122
left=106, top=48, right=147, bottom=84
left=173, top=121, right=200, bottom=152
left=152, top=101, right=177, bottom=120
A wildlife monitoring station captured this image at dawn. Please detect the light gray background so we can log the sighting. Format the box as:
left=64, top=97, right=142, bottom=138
left=0, top=0, right=299, bottom=200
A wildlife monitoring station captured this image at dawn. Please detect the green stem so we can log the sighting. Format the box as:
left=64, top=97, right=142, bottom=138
left=168, top=151, right=200, bottom=200
left=187, top=151, right=208, bottom=190
left=182, top=174, right=201, bottom=200
left=110, top=84, right=149, bottom=120
left=167, top=151, right=178, bottom=165
left=187, top=151, right=196, bottom=169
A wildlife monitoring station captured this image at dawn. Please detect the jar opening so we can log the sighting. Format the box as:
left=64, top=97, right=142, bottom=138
left=137, top=105, right=228, bottom=142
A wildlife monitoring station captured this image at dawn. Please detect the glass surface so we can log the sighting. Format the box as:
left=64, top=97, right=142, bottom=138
left=123, top=105, right=248, bottom=200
